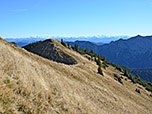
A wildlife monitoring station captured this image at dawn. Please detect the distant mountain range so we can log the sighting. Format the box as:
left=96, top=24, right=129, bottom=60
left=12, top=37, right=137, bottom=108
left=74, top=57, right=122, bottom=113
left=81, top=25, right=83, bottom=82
left=4, top=35, right=129, bottom=47
left=54, top=35, right=129, bottom=44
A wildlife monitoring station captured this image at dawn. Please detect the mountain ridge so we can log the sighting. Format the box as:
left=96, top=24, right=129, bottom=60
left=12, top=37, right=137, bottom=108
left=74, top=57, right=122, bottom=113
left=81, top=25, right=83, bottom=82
left=0, top=37, right=152, bottom=113
left=99, top=35, right=152, bottom=68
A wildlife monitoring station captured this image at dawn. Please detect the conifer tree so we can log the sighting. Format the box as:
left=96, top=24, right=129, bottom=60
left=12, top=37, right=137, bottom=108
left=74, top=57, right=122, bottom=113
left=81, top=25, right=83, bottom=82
left=67, top=43, right=70, bottom=48
left=85, top=48, right=89, bottom=53
left=98, top=66, right=103, bottom=76
left=95, top=57, right=97, bottom=62
left=97, top=57, right=101, bottom=66
left=74, top=44, right=79, bottom=52
left=61, top=39, right=67, bottom=47
left=124, top=67, right=129, bottom=77
left=135, top=74, right=140, bottom=79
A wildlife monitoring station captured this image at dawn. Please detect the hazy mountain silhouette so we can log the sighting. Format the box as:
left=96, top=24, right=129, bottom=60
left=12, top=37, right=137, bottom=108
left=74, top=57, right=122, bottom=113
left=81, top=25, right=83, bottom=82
left=4, top=35, right=129, bottom=47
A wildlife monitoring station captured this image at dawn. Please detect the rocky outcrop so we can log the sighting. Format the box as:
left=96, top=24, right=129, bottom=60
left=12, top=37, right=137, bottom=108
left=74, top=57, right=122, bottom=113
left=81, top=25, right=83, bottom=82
left=23, top=39, right=77, bottom=65
left=114, top=73, right=124, bottom=85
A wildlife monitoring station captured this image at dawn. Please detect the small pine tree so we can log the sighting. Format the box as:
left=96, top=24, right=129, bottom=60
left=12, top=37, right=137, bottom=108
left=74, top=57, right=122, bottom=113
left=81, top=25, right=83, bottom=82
left=67, top=43, right=70, bottom=48
left=61, top=39, right=63, bottom=43
left=131, top=76, right=136, bottom=84
left=85, top=48, right=89, bottom=53
left=124, top=68, right=129, bottom=77
left=91, top=56, right=93, bottom=61
left=61, top=39, right=67, bottom=47
left=91, top=49, right=93, bottom=53
left=74, top=44, right=79, bottom=52
left=98, top=66, right=103, bottom=76
left=95, top=57, right=97, bottom=62
left=135, top=74, right=140, bottom=79
left=97, top=57, right=101, bottom=67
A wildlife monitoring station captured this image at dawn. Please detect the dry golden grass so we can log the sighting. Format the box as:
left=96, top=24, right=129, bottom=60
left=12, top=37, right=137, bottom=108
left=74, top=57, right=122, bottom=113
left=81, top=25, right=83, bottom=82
left=0, top=38, right=152, bottom=114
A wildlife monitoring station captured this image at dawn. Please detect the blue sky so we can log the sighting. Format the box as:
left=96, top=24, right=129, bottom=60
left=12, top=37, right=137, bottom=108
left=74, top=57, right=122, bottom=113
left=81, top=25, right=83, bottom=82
left=0, top=0, right=152, bottom=38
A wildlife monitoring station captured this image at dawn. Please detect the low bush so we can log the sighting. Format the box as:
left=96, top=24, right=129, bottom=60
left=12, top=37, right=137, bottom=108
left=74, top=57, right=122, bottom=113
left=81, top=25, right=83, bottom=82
left=135, top=88, right=141, bottom=94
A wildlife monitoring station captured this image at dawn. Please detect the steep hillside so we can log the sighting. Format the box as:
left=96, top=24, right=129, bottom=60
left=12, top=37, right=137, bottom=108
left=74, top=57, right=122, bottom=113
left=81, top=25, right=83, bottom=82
left=0, top=37, right=152, bottom=114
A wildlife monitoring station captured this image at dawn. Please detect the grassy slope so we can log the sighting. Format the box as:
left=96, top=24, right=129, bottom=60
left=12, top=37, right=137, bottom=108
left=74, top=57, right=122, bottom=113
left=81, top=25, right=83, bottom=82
left=0, top=38, right=152, bottom=114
